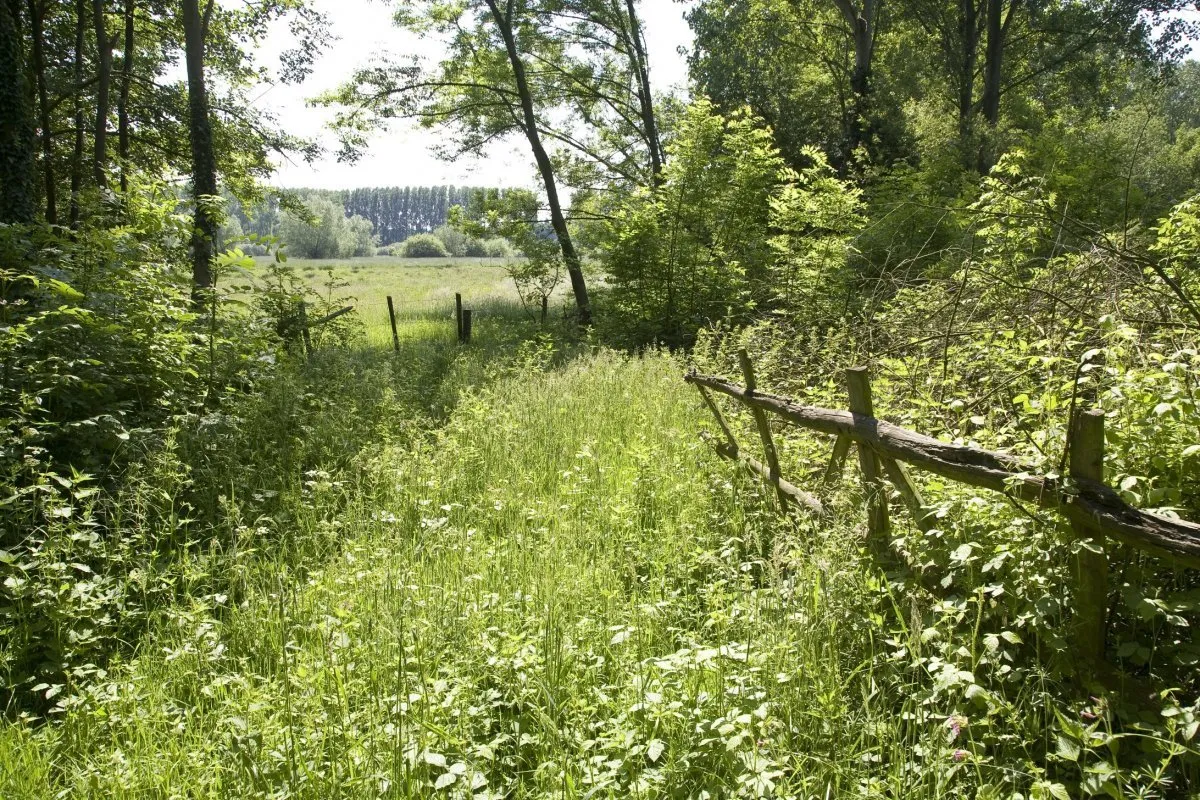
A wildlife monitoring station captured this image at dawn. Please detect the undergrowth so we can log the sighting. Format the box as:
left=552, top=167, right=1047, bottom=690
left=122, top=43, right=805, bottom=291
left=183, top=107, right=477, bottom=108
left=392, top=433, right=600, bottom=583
left=4, top=341, right=1196, bottom=798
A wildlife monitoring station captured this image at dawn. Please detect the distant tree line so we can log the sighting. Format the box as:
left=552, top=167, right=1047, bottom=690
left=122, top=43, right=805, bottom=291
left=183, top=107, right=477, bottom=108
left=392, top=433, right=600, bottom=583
left=224, top=187, right=520, bottom=258
left=336, top=186, right=495, bottom=244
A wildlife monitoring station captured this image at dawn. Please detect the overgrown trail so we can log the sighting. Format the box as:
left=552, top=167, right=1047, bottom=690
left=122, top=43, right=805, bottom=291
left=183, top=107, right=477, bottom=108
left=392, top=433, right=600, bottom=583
left=4, top=345, right=967, bottom=798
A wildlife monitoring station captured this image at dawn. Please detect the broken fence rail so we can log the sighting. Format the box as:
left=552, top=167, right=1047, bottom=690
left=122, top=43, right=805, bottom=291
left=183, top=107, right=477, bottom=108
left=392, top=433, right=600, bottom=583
left=687, top=353, right=1200, bottom=667
left=685, top=364, right=1200, bottom=570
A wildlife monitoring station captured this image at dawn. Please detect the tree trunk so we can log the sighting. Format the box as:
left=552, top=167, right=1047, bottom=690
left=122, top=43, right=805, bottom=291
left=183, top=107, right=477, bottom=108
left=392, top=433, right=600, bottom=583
left=486, top=0, right=591, bottom=324
left=0, top=0, right=36, bottom=224
left=980, top=0, right=1016, bottom=126
left=183, top=0, right=216, bottom=297
left=829, top=0, right=879, bottom=164
left=624, top=0, right=663, bottom=183
left=117, top=0, right=133, bottom=192
left=957, top=0, right=977, bottom=136
left=92, top=0, right=113, bottom=186
left=977, top=0, right=1018, bottom=171
left=69, top=0, right=86, bottom=226
left=27, top=0, right=55, bottom=223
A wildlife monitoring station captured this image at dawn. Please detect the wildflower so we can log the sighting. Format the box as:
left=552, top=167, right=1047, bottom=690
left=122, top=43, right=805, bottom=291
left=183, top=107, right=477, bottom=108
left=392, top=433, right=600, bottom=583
left=945, top=714, right=968, bottom=741
left=952, top=749, right=969, bottom=762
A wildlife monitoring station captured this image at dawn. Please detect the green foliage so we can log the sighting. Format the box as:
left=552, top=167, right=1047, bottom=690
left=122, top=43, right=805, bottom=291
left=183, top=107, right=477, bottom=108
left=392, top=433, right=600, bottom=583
left=481, top=236, right=515, bottom=258
left=599, top=100, right=862, bottom=347
left=277, top=193, right=379, bottom=259
left=399, top=233, right=452, bottom=258
left=431, top=224, right=488, bottom=257
left=450, top=191, right=566, bottom=315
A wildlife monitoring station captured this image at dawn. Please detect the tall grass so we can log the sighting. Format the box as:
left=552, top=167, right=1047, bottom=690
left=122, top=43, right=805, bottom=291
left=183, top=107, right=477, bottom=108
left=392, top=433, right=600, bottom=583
left=2, top=264, right=1194, bottom=798
left=0, top=343, right=1066, bottom=798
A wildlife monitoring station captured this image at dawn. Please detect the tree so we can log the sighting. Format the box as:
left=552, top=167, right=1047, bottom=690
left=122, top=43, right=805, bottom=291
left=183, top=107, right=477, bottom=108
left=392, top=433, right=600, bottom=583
left=0, top=0, right=36, bottom=224
left=326, top=0, right=691, bottom=323
left=687, top=0, right=874, bottom=172
left=182, top=0, right=217, bottom=296
left=277, top=193, right=379, bottom=259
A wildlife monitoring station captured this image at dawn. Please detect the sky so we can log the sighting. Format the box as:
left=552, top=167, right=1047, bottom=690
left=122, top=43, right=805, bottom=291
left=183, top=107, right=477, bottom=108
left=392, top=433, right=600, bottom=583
left=259, top=0, right=695, bottom=190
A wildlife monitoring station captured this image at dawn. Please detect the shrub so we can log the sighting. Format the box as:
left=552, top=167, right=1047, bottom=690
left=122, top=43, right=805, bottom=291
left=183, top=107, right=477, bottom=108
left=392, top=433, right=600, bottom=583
left=483, top=237, right=514, bottom=258
left=278, top=195, right=379, bottom=259
left=400, top=233, right=451, bottom=258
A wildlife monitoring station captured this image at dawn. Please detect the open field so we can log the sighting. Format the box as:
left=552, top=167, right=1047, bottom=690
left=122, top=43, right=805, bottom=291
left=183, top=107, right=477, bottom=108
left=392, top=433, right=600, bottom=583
left=256, top=256, right=562, bottom=348
left=250, top=255, right=547, bottom=345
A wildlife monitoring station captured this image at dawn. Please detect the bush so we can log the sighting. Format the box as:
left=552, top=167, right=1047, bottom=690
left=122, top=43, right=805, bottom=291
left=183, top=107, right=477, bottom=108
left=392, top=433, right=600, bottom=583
left=278, top=194, right=379, bottom=259
left=400, top=233, right=451, bottom=258
left=483, top=237, right=514, bottom=258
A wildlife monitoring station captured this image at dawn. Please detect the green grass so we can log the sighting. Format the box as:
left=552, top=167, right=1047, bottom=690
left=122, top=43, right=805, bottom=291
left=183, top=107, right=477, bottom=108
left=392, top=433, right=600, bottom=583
left=2, top=262, right=1195, bottom=798
left=0, top=350, right=908, bottom=799
left=260, top=256, right=560, bottom=349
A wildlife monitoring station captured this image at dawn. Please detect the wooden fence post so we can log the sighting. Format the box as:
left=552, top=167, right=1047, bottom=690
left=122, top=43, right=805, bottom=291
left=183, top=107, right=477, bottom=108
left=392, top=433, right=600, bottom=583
left=845, top=367, right=890, bottom=543
left=455, top=293, right=463, bottom=342
left=823, top=434, right=851, bottom=487
left=738, top=349, right=789, bottom=511
left=461, top=309, right=472, bottom=344
left=697, top=385, right=740, bottom=452
left=387, top=295, right=400, bottom=352
left=1069, top=409, right=1109, bottom=665
left=298, top=301, right=312, bottom=360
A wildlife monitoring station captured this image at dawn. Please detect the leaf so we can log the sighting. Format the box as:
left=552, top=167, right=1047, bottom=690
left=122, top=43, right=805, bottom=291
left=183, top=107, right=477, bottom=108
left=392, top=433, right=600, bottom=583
left=1153, top=402, right=1174, bottom=416
left=1054, top=734, right=1080, bottom=761
left=423, top=751, right=447, bottom=768
left=647, top=739, right=665, bottom=763
left=434, top=772, right=457, bottom=790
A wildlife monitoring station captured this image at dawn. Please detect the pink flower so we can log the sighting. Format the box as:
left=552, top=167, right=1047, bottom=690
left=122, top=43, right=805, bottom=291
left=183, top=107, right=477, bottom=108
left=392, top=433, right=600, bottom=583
left=952, top=749, right=969, bottom=763
left=945, top=715, right=968, bottom=741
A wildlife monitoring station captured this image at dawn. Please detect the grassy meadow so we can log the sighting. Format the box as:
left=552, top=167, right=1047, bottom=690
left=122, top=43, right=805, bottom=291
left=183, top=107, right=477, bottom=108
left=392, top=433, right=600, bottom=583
left=2, top=259, right=1192, bottom=799
left=264, top=256, right=547, bottom=348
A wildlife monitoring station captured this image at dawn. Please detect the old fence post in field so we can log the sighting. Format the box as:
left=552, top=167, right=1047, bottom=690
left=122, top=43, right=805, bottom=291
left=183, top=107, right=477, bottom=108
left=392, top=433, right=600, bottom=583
left=845, top=367, right=890, bottom=544
left=386, top=295, right=400, bottom=352
left=461, top=309, right=473, bottom=344
left=1069, top=409, right=1109, bottom=665
left=455, top=293, right=464, bottom=341
left=298, top=301, right=312, bottom=360
left=738, top=349, right=789, bottom=510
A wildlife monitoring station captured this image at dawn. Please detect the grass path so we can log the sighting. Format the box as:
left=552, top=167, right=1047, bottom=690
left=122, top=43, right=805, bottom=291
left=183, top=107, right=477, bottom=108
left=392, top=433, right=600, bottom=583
left=1, top=344, right=976, bottom=798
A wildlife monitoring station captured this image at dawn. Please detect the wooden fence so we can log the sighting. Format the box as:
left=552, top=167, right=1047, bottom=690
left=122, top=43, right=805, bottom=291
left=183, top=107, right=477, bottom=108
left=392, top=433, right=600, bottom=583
left=686, top=349, right=1200, bottom=666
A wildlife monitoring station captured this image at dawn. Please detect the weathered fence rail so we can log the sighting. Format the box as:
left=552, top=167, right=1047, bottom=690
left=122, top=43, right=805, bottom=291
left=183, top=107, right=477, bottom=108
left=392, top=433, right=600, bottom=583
left=686, top=350, right=1200, bottom=665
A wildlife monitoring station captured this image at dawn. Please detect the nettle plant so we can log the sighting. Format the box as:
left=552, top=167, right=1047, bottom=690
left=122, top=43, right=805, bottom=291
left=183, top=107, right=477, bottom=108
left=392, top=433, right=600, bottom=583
left=0, top=183, right=368, bottom=709
left=693, top=158, right=1200, bottom=795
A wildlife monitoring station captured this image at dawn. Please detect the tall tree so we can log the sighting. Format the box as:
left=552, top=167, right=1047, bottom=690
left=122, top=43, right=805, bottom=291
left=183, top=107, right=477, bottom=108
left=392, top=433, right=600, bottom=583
left=92, top=0, right=114, bottom=186
left=326, top=0, right=596, bottom=322
left=27, top=0, right=55, bottom=222
left=821, top=0, right=882, bottom=162
left=69, top=0, right=86, bottom=226
left=0, top=0, right=36, bottom=224
left=182, top=0, right=216, bottom=295
left=117, top=0, right=133, bottom=191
